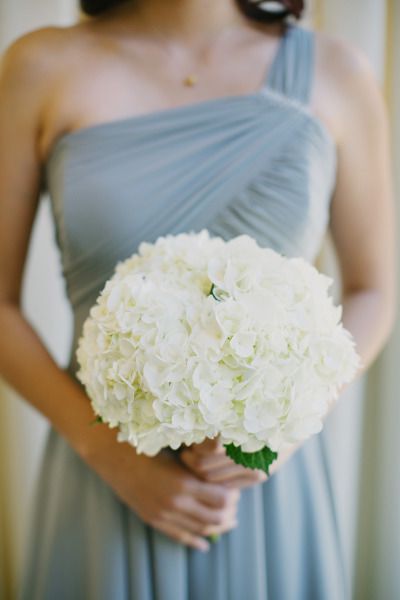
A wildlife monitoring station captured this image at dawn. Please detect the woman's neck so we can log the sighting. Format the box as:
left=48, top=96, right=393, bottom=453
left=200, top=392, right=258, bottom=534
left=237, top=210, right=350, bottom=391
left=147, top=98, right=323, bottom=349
left=111, top=0, right=253, bottom=41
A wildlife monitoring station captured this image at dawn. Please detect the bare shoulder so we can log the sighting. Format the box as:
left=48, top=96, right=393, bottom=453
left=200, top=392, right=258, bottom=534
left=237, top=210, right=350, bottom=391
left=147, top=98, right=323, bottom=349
left=0, top=22, right=105, bottom=164
left=312, top=30, right=387, bottom=140
left=0, top=23, right=94, bottom=110
left=1, top=25, right=75, bottom=79
left=314, top=29, right=377, bottom=80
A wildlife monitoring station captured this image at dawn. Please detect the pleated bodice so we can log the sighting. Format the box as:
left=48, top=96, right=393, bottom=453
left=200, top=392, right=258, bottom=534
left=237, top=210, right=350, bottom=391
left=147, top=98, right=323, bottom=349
left=43, top=22, right=337, bottom=379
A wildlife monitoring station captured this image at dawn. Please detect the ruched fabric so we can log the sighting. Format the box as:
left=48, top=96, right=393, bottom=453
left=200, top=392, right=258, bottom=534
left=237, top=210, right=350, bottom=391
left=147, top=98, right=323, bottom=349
left=20, top=23, right=347, bottom=600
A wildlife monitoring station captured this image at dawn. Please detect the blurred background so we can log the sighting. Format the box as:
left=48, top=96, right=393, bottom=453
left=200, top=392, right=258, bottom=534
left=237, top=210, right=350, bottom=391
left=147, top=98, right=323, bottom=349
left=0, top=1, right=398, bottom=598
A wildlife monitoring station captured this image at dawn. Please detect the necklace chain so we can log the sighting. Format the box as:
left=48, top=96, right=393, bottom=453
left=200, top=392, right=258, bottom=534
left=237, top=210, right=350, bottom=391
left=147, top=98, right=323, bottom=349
left=155, top=23, right=284, bottom=88
left=154, top=28, right=241, bottom=88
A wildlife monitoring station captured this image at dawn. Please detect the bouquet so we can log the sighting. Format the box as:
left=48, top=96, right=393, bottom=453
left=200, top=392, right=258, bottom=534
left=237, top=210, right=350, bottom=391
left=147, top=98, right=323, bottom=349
left=76, top=230, right=360, bottom=475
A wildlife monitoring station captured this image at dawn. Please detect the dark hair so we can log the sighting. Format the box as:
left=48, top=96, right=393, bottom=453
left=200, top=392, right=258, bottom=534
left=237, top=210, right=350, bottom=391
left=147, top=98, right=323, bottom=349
left=80, top=0, right=305, bottom=22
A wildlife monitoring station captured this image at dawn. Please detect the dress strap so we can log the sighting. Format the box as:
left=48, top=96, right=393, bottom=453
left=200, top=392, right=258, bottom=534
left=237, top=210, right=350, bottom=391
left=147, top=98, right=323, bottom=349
left=264, top=24, right=315, bottom=105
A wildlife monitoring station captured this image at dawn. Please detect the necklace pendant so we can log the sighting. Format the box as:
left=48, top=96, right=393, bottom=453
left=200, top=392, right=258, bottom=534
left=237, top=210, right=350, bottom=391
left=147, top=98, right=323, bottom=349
left=183, top=74, right=197, bottom=87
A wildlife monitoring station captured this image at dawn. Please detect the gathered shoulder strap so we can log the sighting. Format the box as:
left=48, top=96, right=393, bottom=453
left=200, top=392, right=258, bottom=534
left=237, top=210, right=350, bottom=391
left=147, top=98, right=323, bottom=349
left=265, top=24, right=315, bottom=105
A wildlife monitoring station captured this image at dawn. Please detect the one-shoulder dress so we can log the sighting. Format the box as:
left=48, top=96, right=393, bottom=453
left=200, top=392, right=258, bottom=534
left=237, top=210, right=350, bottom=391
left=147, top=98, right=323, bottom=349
left=19, top=22, right=347, bottom=600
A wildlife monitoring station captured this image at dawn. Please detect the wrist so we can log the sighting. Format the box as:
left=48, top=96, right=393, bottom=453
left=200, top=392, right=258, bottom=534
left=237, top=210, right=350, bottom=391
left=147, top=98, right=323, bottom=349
left=56, top=382, right=134, bottom=469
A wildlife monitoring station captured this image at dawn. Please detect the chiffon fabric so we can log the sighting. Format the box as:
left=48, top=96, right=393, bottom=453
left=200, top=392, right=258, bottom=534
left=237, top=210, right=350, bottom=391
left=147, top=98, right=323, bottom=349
left=20, top=22, right=347, bottom=600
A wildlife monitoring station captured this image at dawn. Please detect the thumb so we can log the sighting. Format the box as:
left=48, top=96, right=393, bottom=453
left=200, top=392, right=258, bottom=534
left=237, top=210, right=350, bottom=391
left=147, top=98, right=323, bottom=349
left=196, top=436, right=225, bottom=455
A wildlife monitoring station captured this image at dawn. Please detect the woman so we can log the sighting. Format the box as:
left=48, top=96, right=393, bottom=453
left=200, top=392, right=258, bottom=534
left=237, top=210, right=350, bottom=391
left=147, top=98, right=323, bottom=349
left=0, top=0, right=395, bottom=598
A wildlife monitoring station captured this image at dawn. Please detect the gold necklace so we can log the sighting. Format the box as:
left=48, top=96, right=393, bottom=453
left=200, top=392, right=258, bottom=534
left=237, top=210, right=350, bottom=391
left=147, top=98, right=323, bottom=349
left=157, top=30, right=232, bottom=88
left=157, top=27, right=240, bottom=87
left=182, top=74, right=198, bottom=87
left=153, top=35, right=201, bottom=87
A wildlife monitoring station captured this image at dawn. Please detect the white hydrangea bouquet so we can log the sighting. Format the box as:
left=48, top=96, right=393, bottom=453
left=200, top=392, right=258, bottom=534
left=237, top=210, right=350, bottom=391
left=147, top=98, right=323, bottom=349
left=76, top=230, right=360, bottom=474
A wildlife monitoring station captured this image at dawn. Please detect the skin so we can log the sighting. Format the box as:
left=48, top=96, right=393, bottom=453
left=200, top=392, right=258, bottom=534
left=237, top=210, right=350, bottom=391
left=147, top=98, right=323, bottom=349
left=0, top=0, right=396, bottom=551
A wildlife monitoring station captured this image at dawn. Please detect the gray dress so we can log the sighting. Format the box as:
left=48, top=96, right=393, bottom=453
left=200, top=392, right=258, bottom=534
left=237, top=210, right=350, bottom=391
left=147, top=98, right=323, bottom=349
left=20, top=23, right=347, bottom=600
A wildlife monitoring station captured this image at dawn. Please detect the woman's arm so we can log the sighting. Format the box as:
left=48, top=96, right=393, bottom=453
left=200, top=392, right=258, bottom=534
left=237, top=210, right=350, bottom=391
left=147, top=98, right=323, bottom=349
left=328, top=36, right=396, bottom=369
left=183, top=36, right=397, bottom=482
left=0, top=28, right=112, bottom=467
left=0, top=29, right=241, bottom=551
left=267, top=36, right=397, bottom=477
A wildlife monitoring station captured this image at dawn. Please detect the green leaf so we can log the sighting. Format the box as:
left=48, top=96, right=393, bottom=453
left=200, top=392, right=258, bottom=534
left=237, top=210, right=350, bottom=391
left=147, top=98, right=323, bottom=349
left=89, top=415, right=104, bottom=427
left=224, top=443, right=278, bottom=475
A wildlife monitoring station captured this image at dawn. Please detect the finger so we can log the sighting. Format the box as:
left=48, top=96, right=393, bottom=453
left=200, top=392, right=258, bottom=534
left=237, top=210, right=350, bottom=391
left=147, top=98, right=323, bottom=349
left=201, top=519, right=239, bottom=537
left=183, top=454, right=267, bottom=489
left=222, top=472, right=268, bottom=489
left=203, top=464, right=262, bottom=483
left=172, top=492, right=239, bottom=528
left=191, top=437, right=225, bottom=456
left=164, top=509, right=238, bottom=538
left=178, top=496, right=239, bottom=528
left=191, top=480, right=240, bottom=508
left=180, top=449, right=232, bottom=473
left=151, top=519, right=210, bottom=552
left=181, top=447, right=230, bottom=466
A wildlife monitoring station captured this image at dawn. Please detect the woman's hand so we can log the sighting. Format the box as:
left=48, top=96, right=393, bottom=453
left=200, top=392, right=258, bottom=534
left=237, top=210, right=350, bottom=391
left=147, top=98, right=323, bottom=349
left=180, top=438, right=267, bottom=489
left=85, top=436, right=240, bottom=552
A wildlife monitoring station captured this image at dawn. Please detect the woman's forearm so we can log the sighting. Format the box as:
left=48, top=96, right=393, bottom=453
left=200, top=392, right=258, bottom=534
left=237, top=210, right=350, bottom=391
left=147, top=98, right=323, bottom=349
left=340, top=287, right=396, bottom=375
left=0, top=301, right=124, bottom=463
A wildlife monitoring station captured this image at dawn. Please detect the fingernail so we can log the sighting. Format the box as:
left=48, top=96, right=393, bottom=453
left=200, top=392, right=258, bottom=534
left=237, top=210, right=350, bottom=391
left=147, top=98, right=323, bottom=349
left=199, top=541, right=210, bottom=552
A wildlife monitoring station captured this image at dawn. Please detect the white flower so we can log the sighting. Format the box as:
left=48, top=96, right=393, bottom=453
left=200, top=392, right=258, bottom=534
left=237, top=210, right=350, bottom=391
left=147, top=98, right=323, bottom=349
left=76, top=229, right=361, bottom=456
